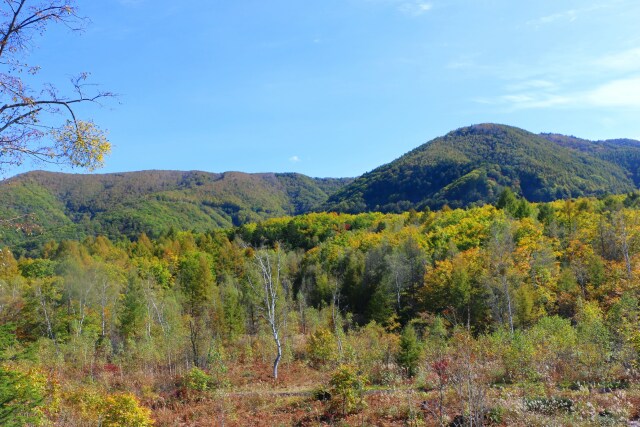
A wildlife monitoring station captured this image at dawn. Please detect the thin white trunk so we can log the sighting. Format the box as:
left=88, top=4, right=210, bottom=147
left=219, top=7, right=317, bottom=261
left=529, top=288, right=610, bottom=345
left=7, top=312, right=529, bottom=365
left=251, top=247, right=286, bottom=379
left=502, top=274, right=514, bottom=335
left=331, top=287, right=344, bottom=359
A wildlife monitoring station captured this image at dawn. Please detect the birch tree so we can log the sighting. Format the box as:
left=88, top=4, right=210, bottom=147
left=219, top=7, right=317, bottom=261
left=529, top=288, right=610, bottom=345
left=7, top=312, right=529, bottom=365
left=486, top=220, right=517, bottom=335
left=246, top=246, right=287, bottom=379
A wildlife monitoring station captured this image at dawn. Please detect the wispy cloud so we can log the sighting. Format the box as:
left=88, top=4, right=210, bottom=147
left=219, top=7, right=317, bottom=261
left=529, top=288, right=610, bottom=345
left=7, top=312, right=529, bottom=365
left=398, top=1, right=433, bottom=16
left=532, top=9, right=579, bottom=25
left=289, top=155, right=301, bottom=163
left=527, top=4, right=606, bottom=27
left=485, top=76, right=640, bottom=110
left=364, top=0, right=433, bottom=16
left=596, top=48, right=640, bottom=72
left=469, top=41, right=640, bottom=112
left=505, top=79, right=557, bottom=92
left=584, top=77, right=640, bottom=108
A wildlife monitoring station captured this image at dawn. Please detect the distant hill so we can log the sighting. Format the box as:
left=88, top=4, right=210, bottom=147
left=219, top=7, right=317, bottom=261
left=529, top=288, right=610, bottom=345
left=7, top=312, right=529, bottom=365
left=324, top=124, right=640, bottom=212
left=540, top=133, right=640, bottom=187
left=0, top=170, right=352, bottom=248
left=3, top=123, right=640, bottom=250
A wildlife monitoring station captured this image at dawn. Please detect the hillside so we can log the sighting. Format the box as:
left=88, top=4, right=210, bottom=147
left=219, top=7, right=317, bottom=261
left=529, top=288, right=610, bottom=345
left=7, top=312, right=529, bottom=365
left=324, top=123, right=640, bottom=212
left=540, top=133, right=640, bottom=186
left=3, top=123, right=640, bottom=249
left=4, top=199, right=640, bottom=426
left=0, top=170, right=352, bottom=248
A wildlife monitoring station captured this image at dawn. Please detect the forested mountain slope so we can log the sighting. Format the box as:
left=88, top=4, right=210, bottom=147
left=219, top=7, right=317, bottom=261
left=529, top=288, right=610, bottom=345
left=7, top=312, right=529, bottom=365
left=0, top=170, right=352, bottom=247
left=3, top=123, right=640, bottom=248
left=540, top=133, right=640, bottom=186
left=324, top=124, right=640, bottom=212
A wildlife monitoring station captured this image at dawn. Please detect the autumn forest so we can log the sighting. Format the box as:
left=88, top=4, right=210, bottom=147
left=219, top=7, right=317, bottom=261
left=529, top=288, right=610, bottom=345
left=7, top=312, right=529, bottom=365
left=2, top=0, right=640, bottom=426
left=3, top=191, right=640, bottom=425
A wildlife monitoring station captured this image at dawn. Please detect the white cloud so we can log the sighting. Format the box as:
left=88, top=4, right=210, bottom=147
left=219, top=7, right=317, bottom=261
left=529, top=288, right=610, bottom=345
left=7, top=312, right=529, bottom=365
left=536, top=9, right=579, bottom=25
left=505, top=79, right=556, bottom=92
left=487, top=77, right=640, bottom=110
left=584, top=77, right=640, bottom=108
left=596, top=48, right=640, bottom=72
left=363, top=0, right=433, bottom=16
left=527, top=4, right=606, bottom=27
left=289, top=155, right=301, bottom=163
left=468, top=42, right=640, bottom=111
left=398, top=1, right=433, bottom=16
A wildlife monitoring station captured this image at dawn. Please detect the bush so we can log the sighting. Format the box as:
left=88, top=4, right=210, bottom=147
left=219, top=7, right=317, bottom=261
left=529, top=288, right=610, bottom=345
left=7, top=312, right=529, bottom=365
left=0, top=367, right=47, bottom=427
left=306, top=328, right=338, bottom=367
left=524, top=397, right=573, bottom=414
left=101, top=393, right=154, bottom=427
left=485, top=406, right=505, bottom=425
left=328, top=364, right=367, bottom=416
left=184, top=367, right=214, bottom=393
left=312, top=387, right=331, bottom=401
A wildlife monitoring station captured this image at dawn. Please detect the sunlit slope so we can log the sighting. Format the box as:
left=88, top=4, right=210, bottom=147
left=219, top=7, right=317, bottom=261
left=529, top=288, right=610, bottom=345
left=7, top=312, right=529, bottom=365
left=325, top=124, right=638, bottom=212
left=0, top=170, right=351, bottom=246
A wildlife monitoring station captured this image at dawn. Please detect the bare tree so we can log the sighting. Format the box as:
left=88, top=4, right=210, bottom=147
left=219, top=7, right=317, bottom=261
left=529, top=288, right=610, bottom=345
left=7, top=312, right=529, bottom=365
left=386, top=248, right=410, bottom=311
left=0, top=0, right=112, bottom=173
left=486, top=220, right=517, bottom=335
left=330, top=275, right=344, bottom=360
left=612, top=209, right=639, bottom=280
left=246, top=246, right=287, bottom=379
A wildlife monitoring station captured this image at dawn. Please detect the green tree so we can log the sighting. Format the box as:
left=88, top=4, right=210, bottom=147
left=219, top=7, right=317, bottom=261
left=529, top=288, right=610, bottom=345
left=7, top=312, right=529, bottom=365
left=486, top=220, right=518, bottom=334
left=496, top=188, right=518, bottom=213
left=220, top=276, right=245, bottom=340
left=397, top=323, right=421, bottom=377
left=119, top=276, right=146, bottom=344
left=0, top=324, right=46, bottom=426
left=178, top=251, right=215, bottom=367
left=575, top=300, right=611, bottom=382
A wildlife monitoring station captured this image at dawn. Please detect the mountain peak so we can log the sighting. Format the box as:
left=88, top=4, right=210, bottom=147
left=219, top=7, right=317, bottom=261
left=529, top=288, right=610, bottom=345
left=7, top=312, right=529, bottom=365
left=324, top=124, right=639, bottom=213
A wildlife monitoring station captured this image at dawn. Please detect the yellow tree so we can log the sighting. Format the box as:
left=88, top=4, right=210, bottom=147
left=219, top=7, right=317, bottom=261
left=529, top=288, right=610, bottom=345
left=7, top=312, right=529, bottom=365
left=0, top=1, right=112, bottom=172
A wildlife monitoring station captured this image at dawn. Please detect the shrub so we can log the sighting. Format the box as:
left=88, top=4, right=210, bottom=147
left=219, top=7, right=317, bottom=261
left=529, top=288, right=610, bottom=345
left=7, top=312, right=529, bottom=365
left=101, top=393, right=154, bottom=427
left=184, top=367, right=214, bottom=393
left=306, top=328, right=338, bottom=367
left=312, top=387, right=331, bottom=401
left=485, top=406, right=505, bottom=425
left=0, top=367, right=47, bottom=427
left=328, top=364, right=367, bottom=416
left=524, top=397, right=573, bottom=414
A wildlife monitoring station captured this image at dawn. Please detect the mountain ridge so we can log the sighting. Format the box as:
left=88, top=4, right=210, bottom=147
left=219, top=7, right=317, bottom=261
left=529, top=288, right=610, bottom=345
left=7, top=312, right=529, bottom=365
left=324, top=123, right=640, bottom=212
left=0, top=169, right=353, bottom=248
left=3, top=123, right=640, bottom=249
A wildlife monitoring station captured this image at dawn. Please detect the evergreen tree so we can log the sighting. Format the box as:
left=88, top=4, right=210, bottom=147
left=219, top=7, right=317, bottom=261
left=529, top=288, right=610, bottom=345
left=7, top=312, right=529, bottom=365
left=397, top=324, right=421, bottom=377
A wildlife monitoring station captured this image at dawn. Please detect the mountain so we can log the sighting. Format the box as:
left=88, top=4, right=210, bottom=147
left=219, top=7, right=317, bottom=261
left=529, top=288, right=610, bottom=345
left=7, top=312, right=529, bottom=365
left=3, top=123, right=640, bottom=250
left=324, top=124, right=640, bottom=213
left=0, top=170, right=352, bottom=248
left=540, top=133, right=640, bottom=187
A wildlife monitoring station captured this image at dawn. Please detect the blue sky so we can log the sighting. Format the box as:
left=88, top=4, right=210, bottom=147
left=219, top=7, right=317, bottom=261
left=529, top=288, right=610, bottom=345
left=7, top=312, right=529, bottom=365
left=17, top=0, right=640, bottom=178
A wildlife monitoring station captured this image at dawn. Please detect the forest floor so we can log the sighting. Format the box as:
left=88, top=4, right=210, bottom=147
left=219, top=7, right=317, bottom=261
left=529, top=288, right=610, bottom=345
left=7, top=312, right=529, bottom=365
left=133, top=361, right=640, bottom=427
